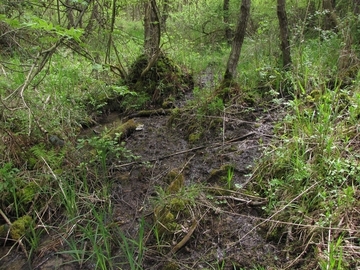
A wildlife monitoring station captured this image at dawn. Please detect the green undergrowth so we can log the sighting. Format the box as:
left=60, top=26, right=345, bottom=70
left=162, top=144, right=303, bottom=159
left=251, top=84, right=360, bottom=269
left=1, top=1, right=360, bottom=268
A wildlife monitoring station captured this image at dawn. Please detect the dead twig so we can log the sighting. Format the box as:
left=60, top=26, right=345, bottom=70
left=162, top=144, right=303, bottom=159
left=214, top=195, right=267, bottom=206
left=168, top=219, right=198, bottom=255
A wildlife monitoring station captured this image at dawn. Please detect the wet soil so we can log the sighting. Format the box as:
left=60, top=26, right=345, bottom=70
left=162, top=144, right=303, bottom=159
left=109, top=105, right=282, bottom=269
left=0, top=93, right=285, bottom=269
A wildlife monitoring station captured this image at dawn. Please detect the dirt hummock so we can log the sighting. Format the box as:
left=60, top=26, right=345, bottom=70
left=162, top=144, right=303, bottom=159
left=125, top=53, right=194, bottom=107
left=0, top=85, right=286, bottom=269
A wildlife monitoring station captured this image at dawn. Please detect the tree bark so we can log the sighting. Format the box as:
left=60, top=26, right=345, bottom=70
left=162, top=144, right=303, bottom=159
left=144, top=0, right=161, bottom=59
left=354, top=0, right=360, bottom=14
left=223, top=0, right=251, bottom=82
left=322, top=0, right=338, bottom=30
left=84, top=1, right=98, bottom=39
left=277, top=0, right=292, bottom=69
left=65, top=0, right=75, bottom=28
left=223, top=0, right=233, bottom=45
left=161, top=0, right=170, bottom=31
left=105, top=0, right=117, bottom=63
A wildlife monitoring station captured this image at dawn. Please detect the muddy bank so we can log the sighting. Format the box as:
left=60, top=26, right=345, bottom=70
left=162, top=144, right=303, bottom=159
left=0, top=98, right=283, bottom=269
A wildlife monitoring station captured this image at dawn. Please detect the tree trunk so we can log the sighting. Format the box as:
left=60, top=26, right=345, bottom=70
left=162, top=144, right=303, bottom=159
left=105, top=0, right=117, bottom=63
left=223, top=0, right=251, bottom=82
left=65, top=0, right=75, bottom=28
left=354, top=0, right=360, bottom=14
left=144, top=0, right=161, bottom=59
left=277, top=0, right=292, bottom=69
left=223, top=0, right=233, bottom=45
left=161, top=0, right=170, bottom=31
left=84, top=1, right=98, bottom=39
left=322, top=0, right=338, bottom=30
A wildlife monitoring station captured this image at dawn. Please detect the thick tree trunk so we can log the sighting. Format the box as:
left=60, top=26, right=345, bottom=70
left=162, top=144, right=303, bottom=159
left=144, top=0, right=161, bottom=59
left=223, top=0, right=251, bottom=82
left=223, top=0, right=233, bottom=45
left=277, top=0, right=292, bottom=69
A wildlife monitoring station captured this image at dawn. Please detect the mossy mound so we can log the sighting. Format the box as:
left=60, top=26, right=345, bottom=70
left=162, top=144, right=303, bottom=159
left=207, top=164, right=235, bottom=190
left=10, top=215, right=32, bottom=240
left=126, top=54, right=194, bottom=106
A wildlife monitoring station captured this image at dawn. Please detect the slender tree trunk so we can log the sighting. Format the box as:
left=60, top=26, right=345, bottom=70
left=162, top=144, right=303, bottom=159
left=277, top=0, right=292, bottom=69
left=105, top=0, right=116, bottom=63
left=223, top=0, right=251, bottom=82
left=354, top=0, right=360, bottom=14
left=65, top=0, right=75, bottom=28
left=144, top=0, right=161, bottom=59
left=84, top=1, right=98, bottom=39
left=223, top=0, right=232, bottom=45
left=322, top=0, right=338, bottom=30
left=161, top=0, right=170, bottom=31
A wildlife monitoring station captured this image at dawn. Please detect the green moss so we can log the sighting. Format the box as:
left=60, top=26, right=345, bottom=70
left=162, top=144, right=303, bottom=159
left=169, top=198, right=187, bottom=212
left=165, top=169, right=184, bottom=194
left=188, top=132, right=201, bottom=143
left=162, top=262, right=179, bottom=270
left=10, top=215, right=32, bottom=240
left=207, top=164, right=235, bottom=190
left=103, top=119, right=138, bottom=141
left=17, top=182, right=38, bottom=205
left=208, top=164, right=232, bottom=181
left=154, top=206, right=178, bottom=236
left=0, top=224, right=10, bottom=238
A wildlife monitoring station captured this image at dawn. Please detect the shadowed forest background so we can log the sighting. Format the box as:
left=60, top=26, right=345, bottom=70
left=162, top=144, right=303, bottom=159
left=0, top=0, right=360, bottom=269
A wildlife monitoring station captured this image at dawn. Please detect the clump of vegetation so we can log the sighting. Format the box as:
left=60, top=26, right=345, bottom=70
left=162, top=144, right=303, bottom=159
left=251, top=85, right=360, bottom=269
left=125, top=54, right=194, bottom=106
left=152, top=170, right=200, bottom=249
left=1, top=0, right=360, bottom=269
left=10, top=215, right=32, bottom=240
left=208, top=164, right=235, bottom=190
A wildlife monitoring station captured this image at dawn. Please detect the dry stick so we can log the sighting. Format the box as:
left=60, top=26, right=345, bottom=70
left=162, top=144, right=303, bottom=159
left=284, top=233, right=314, bottom=269
left=225, top=181, right=319, bottom=251
left=167, top=208, right=209, bottom=255
left=178, top=154, right=195, bottom=175
left=0, top=208, right=11, bottom=225
left=168, top=219, right=198, bottom=254
left=0, top=209, right=29, bottom=259
left=199, top=200, right=359, bottom=234
left=214, top=195, right=267, bottom=206
left=115, top=132, right=255, bottom=168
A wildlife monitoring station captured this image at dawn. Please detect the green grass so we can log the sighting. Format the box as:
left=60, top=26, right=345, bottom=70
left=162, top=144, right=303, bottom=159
left=1, top=0, right=360, bottom=268
left=251, top=83, right=359, bottom=268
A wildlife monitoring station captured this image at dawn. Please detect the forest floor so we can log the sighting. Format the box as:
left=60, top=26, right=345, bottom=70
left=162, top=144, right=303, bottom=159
left=0, top=73, right=295, bottom=269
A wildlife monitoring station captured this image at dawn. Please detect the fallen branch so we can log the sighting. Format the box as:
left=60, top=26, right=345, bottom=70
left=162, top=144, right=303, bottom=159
left=168, top=219, right=198, bottom=254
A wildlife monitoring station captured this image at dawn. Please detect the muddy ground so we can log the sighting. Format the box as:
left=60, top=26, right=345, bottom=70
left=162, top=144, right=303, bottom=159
left=0, top=90, right=287, bottom=269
